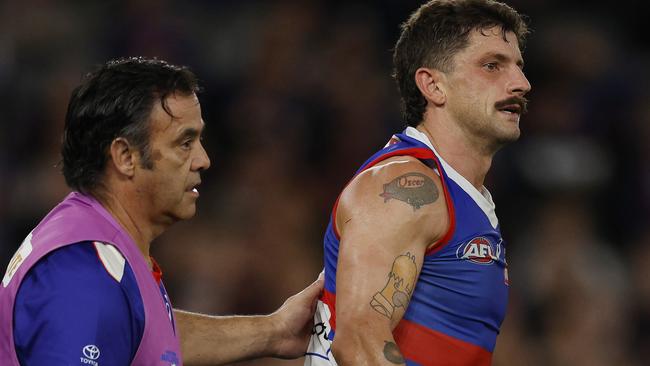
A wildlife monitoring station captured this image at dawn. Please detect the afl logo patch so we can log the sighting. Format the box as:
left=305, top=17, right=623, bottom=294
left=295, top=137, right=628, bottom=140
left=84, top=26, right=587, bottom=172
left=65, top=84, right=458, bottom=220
left=456, top=237, right=501, bottom=265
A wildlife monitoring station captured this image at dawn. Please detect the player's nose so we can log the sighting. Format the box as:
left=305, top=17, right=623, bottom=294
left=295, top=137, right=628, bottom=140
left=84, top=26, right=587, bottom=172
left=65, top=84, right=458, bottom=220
left=508, top=67, right=531, bottom=96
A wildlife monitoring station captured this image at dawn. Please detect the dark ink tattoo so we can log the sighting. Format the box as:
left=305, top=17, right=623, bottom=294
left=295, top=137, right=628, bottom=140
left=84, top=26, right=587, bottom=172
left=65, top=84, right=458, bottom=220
left=379, top=172, right=438, bottom=210
left=383, top=341, right=406, bottom=364
left=370, top=252, right=417, bottom=319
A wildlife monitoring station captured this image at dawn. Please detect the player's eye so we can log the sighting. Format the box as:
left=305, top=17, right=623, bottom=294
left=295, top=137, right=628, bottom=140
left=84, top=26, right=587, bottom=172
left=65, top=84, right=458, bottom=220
left=483, top=62, right=499, bottom=71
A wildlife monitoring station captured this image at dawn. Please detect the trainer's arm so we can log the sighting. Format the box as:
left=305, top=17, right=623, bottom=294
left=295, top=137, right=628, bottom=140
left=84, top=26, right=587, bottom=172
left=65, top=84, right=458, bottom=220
left=331, top=158, right=448, bottom=365
left=175, top=273, right=323, bottom=366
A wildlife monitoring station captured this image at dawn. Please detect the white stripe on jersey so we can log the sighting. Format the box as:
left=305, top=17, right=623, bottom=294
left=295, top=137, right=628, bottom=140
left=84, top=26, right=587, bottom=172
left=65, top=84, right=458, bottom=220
left=94, top=241, right=126, bottom=282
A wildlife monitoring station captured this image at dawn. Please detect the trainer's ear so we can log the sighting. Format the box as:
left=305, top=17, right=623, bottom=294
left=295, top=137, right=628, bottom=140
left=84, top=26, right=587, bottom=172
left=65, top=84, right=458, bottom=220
left=108, top=137, right=136, bottom=177
left=414, top=67, right=446, bottom=106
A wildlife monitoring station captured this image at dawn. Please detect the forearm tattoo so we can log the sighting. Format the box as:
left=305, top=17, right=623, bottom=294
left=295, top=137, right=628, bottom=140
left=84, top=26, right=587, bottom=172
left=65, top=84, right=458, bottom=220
left=379, top=172, right=438, bottom=210
left=370, top=252, right=417, bottom=319
left=383, top=341, right=406, bottom=364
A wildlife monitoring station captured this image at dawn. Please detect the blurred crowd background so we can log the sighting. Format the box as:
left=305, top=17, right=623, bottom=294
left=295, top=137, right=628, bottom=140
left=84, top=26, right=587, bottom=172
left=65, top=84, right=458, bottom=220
left=1, top=0, right=648, bottom=365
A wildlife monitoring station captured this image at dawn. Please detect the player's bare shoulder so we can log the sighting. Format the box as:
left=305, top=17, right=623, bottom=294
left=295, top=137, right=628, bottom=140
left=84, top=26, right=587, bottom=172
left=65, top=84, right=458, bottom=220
left=336, top=156, right=449, bottom=245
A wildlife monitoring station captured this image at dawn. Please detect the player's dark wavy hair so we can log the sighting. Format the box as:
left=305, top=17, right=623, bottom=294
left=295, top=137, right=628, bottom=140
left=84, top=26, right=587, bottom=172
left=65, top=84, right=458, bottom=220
left=393, top=0, right=529, bottom=127
left=62, top=57, right=200, bottom=194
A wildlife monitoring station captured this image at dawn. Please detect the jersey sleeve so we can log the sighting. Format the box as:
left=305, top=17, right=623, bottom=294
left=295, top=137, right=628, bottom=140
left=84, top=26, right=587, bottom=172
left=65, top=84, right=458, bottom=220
left=13, top=241, right=145, bottom=366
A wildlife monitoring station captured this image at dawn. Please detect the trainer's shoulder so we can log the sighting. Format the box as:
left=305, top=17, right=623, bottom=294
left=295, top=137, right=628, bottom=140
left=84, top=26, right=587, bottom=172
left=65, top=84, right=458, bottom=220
left=30, top=241, right=128, bottom=285
left=13, top=242, right=143, bottom=366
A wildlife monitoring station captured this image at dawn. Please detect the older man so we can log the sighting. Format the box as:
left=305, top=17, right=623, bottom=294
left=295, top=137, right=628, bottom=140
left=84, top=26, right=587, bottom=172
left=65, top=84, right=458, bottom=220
left=1, top=57, right=322, bottom=366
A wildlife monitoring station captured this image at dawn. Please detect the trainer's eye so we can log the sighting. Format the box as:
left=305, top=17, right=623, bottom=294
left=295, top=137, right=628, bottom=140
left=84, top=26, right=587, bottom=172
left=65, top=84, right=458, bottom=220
left=181, top=140, right=192, bottom=150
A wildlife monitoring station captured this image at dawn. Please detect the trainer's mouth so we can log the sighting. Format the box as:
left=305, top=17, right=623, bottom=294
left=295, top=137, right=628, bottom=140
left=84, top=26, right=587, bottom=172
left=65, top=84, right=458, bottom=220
left=187, top=181, right=201, bottom=194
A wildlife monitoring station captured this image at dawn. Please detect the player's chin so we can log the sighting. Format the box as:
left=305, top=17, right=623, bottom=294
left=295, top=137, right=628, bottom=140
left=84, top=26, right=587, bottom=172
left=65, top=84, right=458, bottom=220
left=495, top=123, right=521, bottom=143
left=492, top=132, right=520, bottom=149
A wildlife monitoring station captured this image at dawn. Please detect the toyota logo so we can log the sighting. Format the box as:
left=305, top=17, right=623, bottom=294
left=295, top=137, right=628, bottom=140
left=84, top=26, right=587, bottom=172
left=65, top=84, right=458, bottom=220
left=83, top=345, right=101, bottom=360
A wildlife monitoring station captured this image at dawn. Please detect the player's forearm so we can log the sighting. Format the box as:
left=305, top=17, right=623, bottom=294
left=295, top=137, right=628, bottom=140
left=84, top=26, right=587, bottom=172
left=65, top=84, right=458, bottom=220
left=331, top=331, right=406, bottom=365
left=174, top=309, right=281, bottom=365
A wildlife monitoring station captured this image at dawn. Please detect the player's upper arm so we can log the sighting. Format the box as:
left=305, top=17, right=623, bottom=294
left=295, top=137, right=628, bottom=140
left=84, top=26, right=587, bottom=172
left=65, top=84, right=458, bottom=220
left=13, top=242, right=144, bottom=366
left=334, top=157, right=449, bottom=334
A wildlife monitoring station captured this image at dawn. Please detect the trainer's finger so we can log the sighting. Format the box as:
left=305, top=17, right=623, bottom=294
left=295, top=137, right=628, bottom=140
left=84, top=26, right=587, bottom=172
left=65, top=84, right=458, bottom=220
left=297, top=271, right=325, bottom=303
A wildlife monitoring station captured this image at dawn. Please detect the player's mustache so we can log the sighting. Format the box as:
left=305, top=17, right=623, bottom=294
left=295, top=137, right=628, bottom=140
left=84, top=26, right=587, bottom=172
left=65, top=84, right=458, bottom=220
left=494, top=96, right=529, bottom=114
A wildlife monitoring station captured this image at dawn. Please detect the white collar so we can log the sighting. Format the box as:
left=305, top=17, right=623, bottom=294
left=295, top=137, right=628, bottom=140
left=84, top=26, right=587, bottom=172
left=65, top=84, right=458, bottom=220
left=404, top=127, right=499, bottom=228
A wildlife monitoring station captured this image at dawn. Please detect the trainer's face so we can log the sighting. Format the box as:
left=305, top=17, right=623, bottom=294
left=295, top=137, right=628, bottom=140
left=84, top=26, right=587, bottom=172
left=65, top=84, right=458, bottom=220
left=136, top=93, right=210, bottom=224
left=444, top=26, right=531, bottom=149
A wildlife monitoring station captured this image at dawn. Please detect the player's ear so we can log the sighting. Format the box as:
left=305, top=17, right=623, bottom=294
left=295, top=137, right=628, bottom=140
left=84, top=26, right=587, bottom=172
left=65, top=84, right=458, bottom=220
left=108, top=137, right=136, bottom=178
left=414, top=67, right=446, bottom=106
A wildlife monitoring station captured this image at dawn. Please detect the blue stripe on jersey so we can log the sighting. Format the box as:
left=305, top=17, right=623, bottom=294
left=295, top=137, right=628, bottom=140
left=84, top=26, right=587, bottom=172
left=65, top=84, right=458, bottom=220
left=13, top=242, right=145, bottom=365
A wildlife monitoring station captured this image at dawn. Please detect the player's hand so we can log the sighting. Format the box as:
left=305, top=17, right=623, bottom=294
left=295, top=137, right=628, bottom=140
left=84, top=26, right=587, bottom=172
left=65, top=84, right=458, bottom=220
left=268, top=271, right=324, bottom=359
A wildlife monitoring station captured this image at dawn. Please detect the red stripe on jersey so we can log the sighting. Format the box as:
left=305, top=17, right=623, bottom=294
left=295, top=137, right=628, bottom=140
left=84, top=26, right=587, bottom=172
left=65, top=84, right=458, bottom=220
left=331, top=198, right=342, bottom=239
left=150, top=257, right=163, bottom=285
left=321, top=289, right=337, bottom=331
left=393, top=319, right=492, bottom=366
left=362, top=147, right=436, bottom=173
left=324, top=291, right=492, bottom=365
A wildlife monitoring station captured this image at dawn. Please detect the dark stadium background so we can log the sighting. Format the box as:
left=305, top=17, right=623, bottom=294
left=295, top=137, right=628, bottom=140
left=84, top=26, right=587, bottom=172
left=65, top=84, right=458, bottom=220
left=1, top=1, right=648, bottom=365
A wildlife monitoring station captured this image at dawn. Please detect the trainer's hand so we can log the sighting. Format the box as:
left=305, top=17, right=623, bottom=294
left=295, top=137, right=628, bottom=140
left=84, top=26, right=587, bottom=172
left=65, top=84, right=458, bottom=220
left=269, top=272, right=324, bottom=359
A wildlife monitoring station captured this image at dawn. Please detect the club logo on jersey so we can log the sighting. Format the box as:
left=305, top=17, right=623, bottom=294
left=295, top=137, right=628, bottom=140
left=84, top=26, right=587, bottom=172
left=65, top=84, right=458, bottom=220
left=456, top=237, right=502, bottom=265
left=81, top=344, right=100, bottom=365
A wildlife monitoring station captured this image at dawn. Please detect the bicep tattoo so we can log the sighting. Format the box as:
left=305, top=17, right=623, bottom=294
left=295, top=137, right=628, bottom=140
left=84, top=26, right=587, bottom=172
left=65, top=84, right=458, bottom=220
left=370, top=252, right=417, bottom=319
left=379, top=172, right=439, bottom=210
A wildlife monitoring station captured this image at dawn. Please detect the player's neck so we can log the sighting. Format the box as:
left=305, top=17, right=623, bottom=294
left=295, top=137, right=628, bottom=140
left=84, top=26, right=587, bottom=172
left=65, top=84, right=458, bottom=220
left=418, top=119, right=494, bottom=190
left=92, top=187, right=157, bottom=269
